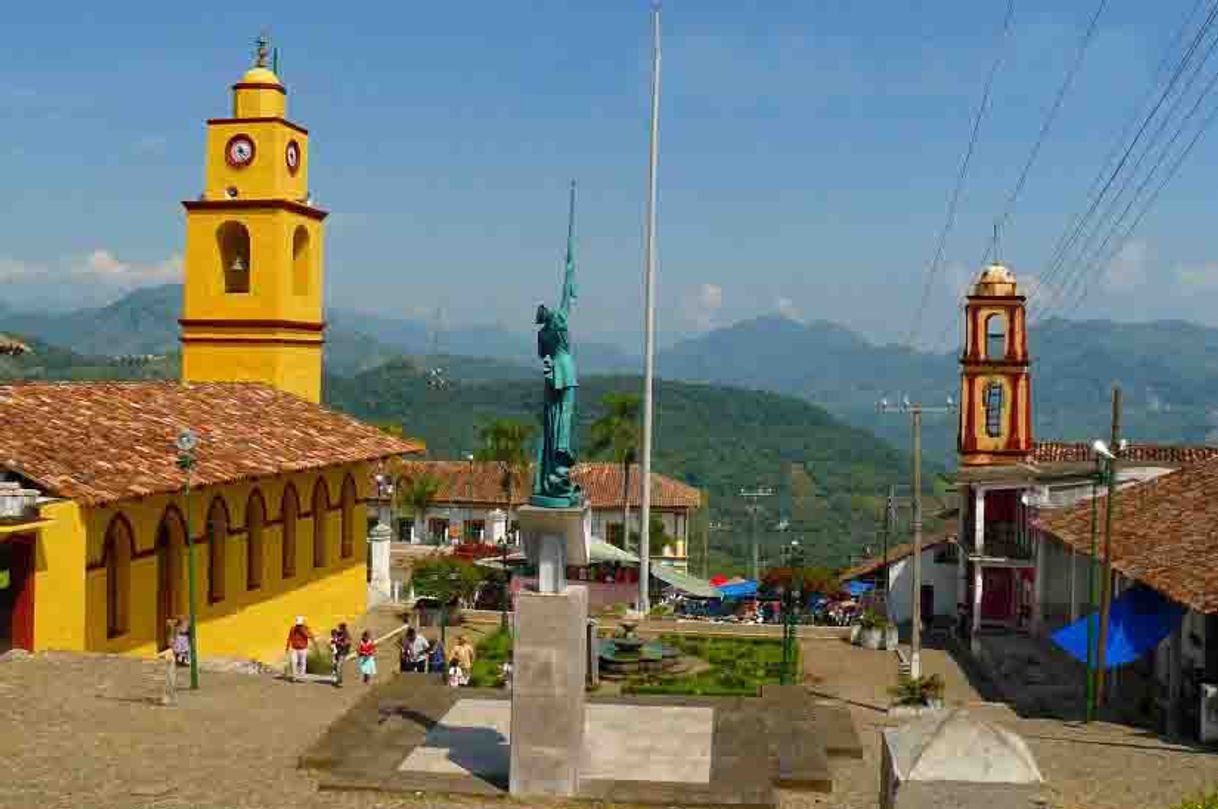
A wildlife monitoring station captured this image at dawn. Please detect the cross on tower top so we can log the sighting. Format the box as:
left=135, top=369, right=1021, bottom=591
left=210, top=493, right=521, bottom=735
left=255, top=32, right=271, bottom=68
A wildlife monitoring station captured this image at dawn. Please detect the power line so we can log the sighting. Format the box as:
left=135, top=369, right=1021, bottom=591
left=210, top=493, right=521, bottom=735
left=1026, top=0, right=1207, bottom=318
left=1057, top=85, right=1218, bottom=320
left=904, top=0, right=1016, bottom=349
left=978, top=0, right=1110, bottom=268
left=1043, top=24, right=1218, bottom=320
left=1034, top=0, right=1218, bottom=320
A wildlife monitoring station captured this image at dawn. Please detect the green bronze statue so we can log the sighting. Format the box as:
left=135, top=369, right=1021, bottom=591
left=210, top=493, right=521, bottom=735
left=531, top=182, right=583, bottom=508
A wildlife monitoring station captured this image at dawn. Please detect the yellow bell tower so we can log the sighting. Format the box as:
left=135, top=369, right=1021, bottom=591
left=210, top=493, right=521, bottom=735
left=180, top=36, right=326, bottom=402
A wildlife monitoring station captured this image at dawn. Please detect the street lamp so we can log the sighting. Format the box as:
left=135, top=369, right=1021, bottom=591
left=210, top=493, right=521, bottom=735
left=175, top=429, right=201, bottom=690
left=780, top=539, right=803, bottom=685
left=498, top=537, right=511, bottom=630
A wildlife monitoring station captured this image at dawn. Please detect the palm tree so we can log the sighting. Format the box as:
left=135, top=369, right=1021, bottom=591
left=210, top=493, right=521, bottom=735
left=397, top=473, right=440, bottom=544
left=475, top=419, right=535, bottom=543
left=589, top=393, right=641, bottom=551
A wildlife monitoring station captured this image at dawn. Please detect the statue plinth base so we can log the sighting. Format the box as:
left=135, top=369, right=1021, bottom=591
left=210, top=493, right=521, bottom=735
left=509, top=584, right=588, bottom=798
left=518, top=504, right=591, bottom=594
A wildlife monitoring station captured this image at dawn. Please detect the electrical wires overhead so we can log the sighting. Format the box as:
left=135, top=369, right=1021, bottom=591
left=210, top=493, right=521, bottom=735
left=904, top=0, right=1016, bottom=350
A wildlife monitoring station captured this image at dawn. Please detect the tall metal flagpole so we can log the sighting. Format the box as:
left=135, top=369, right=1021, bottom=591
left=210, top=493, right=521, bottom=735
left=639, top=3, right=662, bottom=613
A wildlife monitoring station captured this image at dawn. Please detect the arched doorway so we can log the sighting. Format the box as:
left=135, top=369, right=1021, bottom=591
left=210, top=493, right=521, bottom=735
left=155, top=506, right=186, bottom=651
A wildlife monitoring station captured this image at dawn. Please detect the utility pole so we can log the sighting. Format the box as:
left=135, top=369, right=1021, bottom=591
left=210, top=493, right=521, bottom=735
left=739, top=487, right=774, bottom=581
left=878, top=395, right=955, bottom=681
left=1095, top=386, right=1122, bottom=706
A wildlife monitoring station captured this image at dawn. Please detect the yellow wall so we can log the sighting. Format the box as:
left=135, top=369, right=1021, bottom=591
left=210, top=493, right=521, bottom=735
left=79, top=462, right=372, bottom=663
left=32, top=500, right=87, bottom=651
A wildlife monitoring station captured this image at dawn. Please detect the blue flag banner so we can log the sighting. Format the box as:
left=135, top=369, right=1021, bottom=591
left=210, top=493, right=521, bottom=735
left=1050, top=584, right=1185, bottom=669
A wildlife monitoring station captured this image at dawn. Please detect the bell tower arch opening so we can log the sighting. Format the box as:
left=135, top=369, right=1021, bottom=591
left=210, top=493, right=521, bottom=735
left=218, top=221, right=251, bottom=293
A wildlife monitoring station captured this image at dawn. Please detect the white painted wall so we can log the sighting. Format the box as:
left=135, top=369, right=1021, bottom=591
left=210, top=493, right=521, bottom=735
left=886, top=547, right=959, bottom=625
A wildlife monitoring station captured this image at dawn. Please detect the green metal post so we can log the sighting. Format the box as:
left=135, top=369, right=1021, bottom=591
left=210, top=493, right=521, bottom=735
left=184, top=473, right=200, bottom=690
left=1085, top=459, right=1099, bottom=722
left=500, top=541, right=509, bottom=631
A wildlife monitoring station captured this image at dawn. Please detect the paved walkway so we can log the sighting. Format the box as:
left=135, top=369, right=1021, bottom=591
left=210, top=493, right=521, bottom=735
left=792, top=636, right=1218, bottom=809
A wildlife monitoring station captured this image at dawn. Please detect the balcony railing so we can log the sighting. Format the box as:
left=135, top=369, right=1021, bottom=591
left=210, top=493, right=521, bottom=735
left=965, top=520, right=1034, bottom=561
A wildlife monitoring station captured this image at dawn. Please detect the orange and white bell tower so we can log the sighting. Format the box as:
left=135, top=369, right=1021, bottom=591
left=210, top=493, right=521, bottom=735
left=957, top=263, right=1032, bottom=466
left=179, top=35, right=327, bottom=402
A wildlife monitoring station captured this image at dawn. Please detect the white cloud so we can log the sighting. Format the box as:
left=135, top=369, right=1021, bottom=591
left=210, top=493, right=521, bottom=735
left=1175, top=262, right=1218, bottom=291
left=1103, top=240, right=1149, bottom=291
left=775, top=296, right=803, bottom=322
left=683, top=283, right=723, bottom=330
left=133, top=134, right=168, bottom=156
left=76, top=249, right=182, bottom=285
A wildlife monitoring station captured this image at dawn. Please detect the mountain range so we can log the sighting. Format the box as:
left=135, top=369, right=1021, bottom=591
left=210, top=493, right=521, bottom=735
left=5, top=284, right=1217, bottom=463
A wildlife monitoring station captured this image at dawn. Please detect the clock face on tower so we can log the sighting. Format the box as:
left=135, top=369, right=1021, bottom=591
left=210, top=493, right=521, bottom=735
left=225, top=135, right=255, bottom=168
left=285, top=140, right=301, bottom=174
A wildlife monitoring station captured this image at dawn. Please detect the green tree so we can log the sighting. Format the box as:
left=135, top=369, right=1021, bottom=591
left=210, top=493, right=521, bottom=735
left=475, top=418, right=535, bottom=542
left=589, top=393, right=641, bottom=550
left=398, top=472, right=441, bottom=544
left=411, top=556, right=487, bottom=607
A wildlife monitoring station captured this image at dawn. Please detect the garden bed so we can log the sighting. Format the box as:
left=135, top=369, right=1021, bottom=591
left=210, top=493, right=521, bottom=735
left=622, top=634, right=796, bottom=696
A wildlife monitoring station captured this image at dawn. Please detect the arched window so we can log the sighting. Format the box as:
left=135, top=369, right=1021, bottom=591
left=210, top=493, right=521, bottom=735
left=154, top=506, right=187, bottom=650
left=103, top=515, right=134, bottom=639
left=984, top=382, right=1005, bottom=438
left=985, top=314, right=1006, bottom=360
left=292, top=226, right=310, bottom=296
left=281, top=485, right=299, bottom=579
left=340, top=475, right=357, bottom=559
left=217, top=221, right=251, bottom=293
left=312, top=479, right=329, bottom=569
left=246, top=490, right=266, bottom=591
left=206, top=497, right=229, bottom=604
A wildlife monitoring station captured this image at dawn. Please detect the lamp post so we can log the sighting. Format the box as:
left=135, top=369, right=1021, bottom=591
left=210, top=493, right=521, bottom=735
left=498, top=537, right=510, bottom=631
left=175, top=429, right=200, bottom=690
left=465, top=453, right=474, bottom=544
left=780, top=539, right=803, bottom=685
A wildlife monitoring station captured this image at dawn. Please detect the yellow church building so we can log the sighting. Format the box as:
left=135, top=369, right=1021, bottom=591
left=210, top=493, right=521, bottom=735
left=0, top=44, right=421, bottom=661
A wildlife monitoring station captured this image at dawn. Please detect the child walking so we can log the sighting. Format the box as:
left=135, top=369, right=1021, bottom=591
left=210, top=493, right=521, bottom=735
left=356, top=631, right=377, bottom=684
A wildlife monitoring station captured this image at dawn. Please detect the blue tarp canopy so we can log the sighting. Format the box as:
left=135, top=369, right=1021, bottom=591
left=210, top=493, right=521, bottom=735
left=845, top=580, right=874, bottom=598
left=1050, top=585, right=1185, bottom=669
left=716, top=579, right=758, bottom=599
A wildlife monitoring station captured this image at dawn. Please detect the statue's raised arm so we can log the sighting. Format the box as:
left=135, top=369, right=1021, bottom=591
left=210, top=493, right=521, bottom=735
left=531, top=181, right=583, bottom=508
left=558, top=181, right=578, bottom=318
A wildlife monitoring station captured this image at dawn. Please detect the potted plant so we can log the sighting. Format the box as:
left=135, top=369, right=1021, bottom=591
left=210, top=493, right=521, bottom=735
left=856, top=609, right=888, bottom=650
left=888, top=673, right=945, bottom=714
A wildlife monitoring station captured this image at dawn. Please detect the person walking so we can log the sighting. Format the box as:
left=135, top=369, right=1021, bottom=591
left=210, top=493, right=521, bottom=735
left=356, top=631, right=377, bottom=684
left=330, top=623, right=352, bottom=687
left=285, top=616, right=313, bottom=681
left=398, top=626, right=429, bottom=673
left=452, top=635, right=475, bottom=684
left=172, top=616, right=191, bottom=667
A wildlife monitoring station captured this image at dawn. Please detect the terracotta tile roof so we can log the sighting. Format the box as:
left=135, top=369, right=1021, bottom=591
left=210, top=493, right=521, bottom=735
left=0, top=382, right=422, bottom=506
left=1037, top=457, right=1218, bottom=613
left=395, top=461, right=701, bottom=511
left=839, top=536, right=954, bottom=582
left=1031, top=441, right=1218, bottom=466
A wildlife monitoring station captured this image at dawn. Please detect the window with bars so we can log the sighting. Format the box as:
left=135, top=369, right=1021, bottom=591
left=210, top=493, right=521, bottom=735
left=985, top=382, right=1004, bottom=438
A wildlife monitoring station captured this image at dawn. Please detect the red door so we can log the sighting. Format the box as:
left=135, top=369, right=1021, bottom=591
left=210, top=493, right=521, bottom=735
left=0, top=537, right=35, bottom=652
left=980, top=567, right=1013, bottom=623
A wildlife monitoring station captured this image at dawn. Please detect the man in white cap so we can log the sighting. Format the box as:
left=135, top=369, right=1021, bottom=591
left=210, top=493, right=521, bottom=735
left=285, top=616, right=313, bottom=681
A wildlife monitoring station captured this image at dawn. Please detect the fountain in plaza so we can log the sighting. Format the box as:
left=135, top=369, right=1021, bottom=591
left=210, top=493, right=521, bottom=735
left=597, top=618, right=683, bottom=679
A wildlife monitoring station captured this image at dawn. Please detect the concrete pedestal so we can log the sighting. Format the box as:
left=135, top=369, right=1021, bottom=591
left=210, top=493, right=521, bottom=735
left=509, top=585, right=589, bottom=797
left=367, top=523, right=392, bottom=606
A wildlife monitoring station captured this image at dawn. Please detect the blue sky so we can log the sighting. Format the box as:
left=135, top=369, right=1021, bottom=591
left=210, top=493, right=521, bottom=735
left=4, top=1, right=1218, bottom=350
